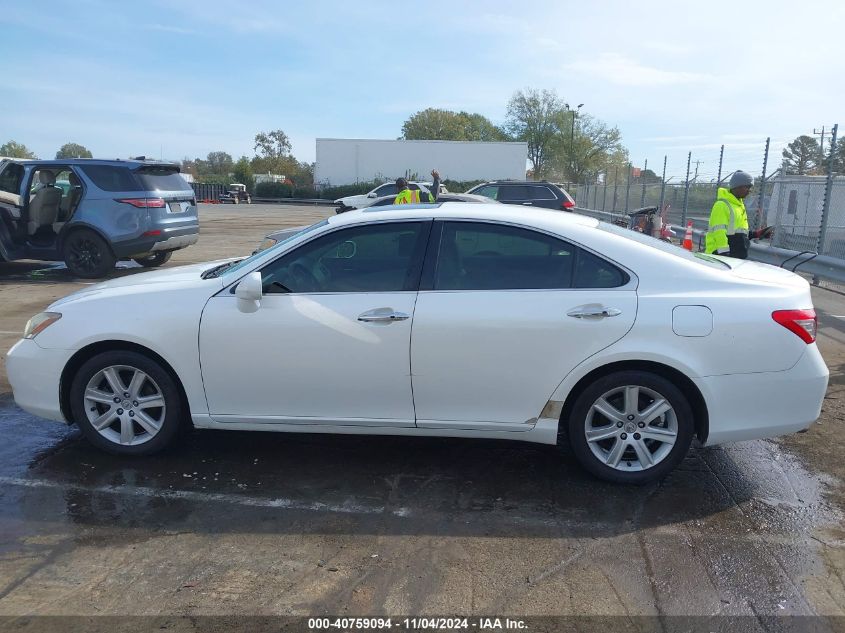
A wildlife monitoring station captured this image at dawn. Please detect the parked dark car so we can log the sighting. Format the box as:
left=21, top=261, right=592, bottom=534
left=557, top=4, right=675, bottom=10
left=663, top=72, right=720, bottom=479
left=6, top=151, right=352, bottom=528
left=219, top=183, right=251, bottom=205
left=0, top=158, right=199, bottom=278
left=466, top=180, right=576, bottom=211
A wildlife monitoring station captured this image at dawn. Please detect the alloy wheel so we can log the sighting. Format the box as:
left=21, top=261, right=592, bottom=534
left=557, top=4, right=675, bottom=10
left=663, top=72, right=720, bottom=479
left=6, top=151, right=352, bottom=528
left=83, top=365, right=167, bottom=446
left=584, top=385, right=678, bottom=472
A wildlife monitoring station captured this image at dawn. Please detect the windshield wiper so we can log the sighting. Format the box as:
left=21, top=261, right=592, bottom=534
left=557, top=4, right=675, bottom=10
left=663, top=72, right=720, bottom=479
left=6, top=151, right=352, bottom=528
left=201, top=259, right=243, bottom=279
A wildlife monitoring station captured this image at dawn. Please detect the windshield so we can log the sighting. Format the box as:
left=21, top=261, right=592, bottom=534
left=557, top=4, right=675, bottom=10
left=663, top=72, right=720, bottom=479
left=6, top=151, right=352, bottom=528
left=216, top=219, right=330, bottom=278
left=597, top=221, right=731, bottom=270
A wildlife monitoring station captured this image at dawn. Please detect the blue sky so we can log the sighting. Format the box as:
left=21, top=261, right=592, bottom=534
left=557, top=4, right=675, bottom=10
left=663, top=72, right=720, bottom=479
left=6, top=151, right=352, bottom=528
left=2, top=0, right=843, bottom=180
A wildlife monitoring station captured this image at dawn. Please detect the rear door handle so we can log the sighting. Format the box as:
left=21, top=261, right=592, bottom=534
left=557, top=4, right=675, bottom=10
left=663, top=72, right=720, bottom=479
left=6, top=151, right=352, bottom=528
left=358, top=308, right=410, bottom=323
left=567, top=307, right=622, bottom=319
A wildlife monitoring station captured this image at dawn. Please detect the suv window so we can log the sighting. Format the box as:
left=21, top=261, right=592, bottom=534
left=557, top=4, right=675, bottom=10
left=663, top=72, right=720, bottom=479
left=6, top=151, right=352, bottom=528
left=474, top=185, right=498, bottom=200
left=374, top=184, right=397, bottom=197
left=0, top=163, right=24, bottom=196
left=261, top=221, right=427, bottom=293
left=529, top=185, right=557, bottom=200
left=434, top=222, right=576, bottom=290
left=135, top=168, right=190, bottom=192
left=497, top=185, right=529, bottom=201
left=79, top=165, right=139, bottom=192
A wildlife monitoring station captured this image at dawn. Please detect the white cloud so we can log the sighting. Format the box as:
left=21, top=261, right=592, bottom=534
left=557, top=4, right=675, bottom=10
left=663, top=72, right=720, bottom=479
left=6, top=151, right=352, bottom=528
left=566, top=53, right=709, bottom=87
left=145, top=24, right=196, bottom=35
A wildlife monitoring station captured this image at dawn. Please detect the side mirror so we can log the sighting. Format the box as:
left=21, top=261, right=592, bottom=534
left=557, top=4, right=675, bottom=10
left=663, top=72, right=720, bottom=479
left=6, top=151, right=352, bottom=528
left=367, top=192, right=377, bottom=198
left=235, top=271, right=262, bottom=313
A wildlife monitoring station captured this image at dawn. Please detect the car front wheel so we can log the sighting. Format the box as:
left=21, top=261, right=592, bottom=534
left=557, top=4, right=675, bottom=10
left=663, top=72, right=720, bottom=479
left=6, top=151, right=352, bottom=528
left=63, top=229, right=117, bottom=278
left=69, top=351, right=185, bottom=455
left=567, top=370, right=693, bottom=484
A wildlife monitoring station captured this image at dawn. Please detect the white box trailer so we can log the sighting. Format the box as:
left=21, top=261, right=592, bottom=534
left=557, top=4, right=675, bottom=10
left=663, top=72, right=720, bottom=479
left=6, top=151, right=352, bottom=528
left=315, top=138, right=528, bottom=187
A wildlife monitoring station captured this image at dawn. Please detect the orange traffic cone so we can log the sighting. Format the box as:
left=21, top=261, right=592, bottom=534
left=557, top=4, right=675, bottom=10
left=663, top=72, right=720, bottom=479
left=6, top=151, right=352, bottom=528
left=682, top=221, right=694, bottom=251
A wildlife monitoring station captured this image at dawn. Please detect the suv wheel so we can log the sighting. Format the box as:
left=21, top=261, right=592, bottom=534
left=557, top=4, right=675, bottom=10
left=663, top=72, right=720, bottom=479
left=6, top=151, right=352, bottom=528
left=567, top=371, right=694, bottom=484
left=133, top=251, right=172, bottom=268
left=70, top=351, right=185, bottom=456
left=63, top=229, right=117, bottom=278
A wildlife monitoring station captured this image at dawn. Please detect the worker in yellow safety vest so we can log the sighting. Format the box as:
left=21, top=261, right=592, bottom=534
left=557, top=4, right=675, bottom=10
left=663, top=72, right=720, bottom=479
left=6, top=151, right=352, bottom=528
left=393, top=171, right=439, bottom=205
left=705, top=170, right=754, bottom=259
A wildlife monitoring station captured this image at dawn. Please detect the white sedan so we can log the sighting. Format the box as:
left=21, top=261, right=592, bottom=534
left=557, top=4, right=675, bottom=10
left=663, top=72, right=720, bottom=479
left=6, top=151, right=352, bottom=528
left=6, top=203, right=829, bottom=484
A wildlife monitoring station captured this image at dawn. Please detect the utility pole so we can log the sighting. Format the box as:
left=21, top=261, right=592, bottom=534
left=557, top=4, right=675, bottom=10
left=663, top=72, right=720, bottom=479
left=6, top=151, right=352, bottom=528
left=692, top=159, right=702, bottom=183
left=565, top=103, right=584, bottom=178
left=813, top=126, right=826, bottom=157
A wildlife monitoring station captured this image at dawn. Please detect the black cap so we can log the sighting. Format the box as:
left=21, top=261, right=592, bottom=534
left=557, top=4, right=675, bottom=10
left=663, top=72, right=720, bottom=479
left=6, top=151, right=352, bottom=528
left=396, top=177, right=408, bottom=189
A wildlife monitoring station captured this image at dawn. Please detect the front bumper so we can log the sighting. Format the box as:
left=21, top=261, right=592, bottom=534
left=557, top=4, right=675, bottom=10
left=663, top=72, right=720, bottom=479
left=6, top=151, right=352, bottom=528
left=701, top=345, right=829, bottom=446
left=6, top=339, right=71, bottom=423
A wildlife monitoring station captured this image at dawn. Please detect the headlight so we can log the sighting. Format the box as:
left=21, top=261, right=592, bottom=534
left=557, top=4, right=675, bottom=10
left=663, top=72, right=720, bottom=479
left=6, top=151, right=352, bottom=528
left=23, top=312, right=62, bottom=339
left=256, top=237, right=278, bottom=252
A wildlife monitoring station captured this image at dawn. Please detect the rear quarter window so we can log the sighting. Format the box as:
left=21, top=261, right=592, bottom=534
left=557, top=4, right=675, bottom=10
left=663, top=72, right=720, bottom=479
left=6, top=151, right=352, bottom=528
left=79, top=165, right=139, bottom=192
left=135, top=169, right=191, bottom=192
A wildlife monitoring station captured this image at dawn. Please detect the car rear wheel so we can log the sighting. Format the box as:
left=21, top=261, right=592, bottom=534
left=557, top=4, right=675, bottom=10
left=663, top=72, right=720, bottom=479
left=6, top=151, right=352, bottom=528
left=133, top=251, right=172, bottom=268
left=567, top=370, right=693, bottom=484
left=70, top=351, right=185, bottom=456
left=63, top=229, right=117, bottom=278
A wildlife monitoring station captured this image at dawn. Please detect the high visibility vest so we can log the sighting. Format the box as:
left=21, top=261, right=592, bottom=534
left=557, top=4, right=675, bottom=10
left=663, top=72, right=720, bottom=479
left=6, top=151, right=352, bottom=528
left=394, top=188, right=434, bottom=204
left=394, top=188, right=421, bottom=204
left=705, top=187, right=749, bottom=255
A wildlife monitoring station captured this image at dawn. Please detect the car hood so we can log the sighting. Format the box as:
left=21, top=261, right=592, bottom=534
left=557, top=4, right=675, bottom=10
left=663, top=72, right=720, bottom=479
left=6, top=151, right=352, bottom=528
left=48, top=260, right=231, bottom=309
left=336, top=194, right=369, bottom=206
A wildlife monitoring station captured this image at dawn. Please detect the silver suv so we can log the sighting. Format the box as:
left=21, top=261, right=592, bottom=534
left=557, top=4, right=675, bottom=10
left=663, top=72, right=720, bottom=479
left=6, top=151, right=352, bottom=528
left=0, top=158, right=199, bottom=278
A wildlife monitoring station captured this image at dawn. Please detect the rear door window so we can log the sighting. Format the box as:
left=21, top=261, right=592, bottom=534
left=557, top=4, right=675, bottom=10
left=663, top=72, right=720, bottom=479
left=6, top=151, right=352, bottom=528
left=573, top=249, right=628, bottom=288
left=134, top=168, right=191, bottom=192
left=79, top=165, right=139, bottom=192
left=434, top=221, right=576, bottom=290
left=497, top=185, right=529, bottom=202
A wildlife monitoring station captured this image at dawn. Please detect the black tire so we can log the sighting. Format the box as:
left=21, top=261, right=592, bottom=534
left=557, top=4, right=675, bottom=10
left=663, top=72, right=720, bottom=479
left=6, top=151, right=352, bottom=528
left=566, top=370, right=694, bottom=485
left=133, top=251, right=173, bottom=268
left=63, top=229, right=117, bottom=279
left=70, top=350, right=185, bottom=456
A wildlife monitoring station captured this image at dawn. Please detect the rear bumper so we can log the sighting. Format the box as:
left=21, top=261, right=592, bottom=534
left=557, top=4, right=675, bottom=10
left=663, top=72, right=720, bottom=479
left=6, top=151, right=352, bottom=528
left=6, top=339, right=70, bottom=423
left=113, top=224, right=199, bottom=258
left=701, top=345, right=829, bottom=446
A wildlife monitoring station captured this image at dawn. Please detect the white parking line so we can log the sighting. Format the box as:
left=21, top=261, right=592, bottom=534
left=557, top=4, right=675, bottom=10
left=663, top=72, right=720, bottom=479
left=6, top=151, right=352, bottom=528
left=0, top=475, right=411, bottom=517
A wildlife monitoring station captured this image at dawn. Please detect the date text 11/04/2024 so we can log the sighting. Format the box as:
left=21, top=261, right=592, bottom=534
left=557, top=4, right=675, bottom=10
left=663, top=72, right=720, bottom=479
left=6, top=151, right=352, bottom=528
left=307, top=617, right=527, bottom=630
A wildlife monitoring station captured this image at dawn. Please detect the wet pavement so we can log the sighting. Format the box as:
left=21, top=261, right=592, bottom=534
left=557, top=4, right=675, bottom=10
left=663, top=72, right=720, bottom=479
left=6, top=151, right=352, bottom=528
left=0, top=205, right=844, bottom=625
left=0, top=392, right=843, bottom=620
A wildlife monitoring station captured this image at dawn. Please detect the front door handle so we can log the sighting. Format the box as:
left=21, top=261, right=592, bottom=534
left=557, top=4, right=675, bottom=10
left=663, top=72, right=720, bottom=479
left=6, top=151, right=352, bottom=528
left=358, top=308, right=410, bottom=323
left=567, top=307, right=622, bottom=319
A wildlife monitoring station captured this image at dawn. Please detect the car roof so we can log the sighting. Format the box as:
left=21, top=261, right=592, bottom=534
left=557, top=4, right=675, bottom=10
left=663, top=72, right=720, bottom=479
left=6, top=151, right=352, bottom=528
left=330, top=201, right=598, bottom=230
left=7, top=158, right=181, bottom=170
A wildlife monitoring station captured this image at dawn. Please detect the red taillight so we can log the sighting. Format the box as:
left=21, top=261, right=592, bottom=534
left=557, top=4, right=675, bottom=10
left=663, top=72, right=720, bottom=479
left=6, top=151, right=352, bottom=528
left=562, top=199, right=575, bottom=209
left=143, top=230, right=162, bottom=237
left=772, top=309, right=817, bottom=344
left=116, top=198, right=166, bottom=208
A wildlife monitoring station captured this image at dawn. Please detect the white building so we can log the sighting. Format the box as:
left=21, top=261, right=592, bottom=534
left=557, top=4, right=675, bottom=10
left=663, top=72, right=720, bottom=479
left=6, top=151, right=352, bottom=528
left=315, top=138, right=529, bottom=186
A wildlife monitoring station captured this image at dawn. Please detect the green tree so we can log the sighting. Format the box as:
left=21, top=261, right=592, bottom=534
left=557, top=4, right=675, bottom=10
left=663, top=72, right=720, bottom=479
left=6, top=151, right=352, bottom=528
left=55, top=142, right=92, bottom=159
left=232, top=156, right=255, bottom=192
left=254, top=130, right=292, bottom=159
left=0, top=140, right=37, bottom=159
left=782, top=135, right=820, bottom=175
left=549, top=114, right=625, bottom=183
left=504, top=89, right=567, bottom=178
left=401, top=109, right=508, bottom=141
left=196, top=151, right=233, bottom=176
left=823, top=136, right=845, bottom=174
